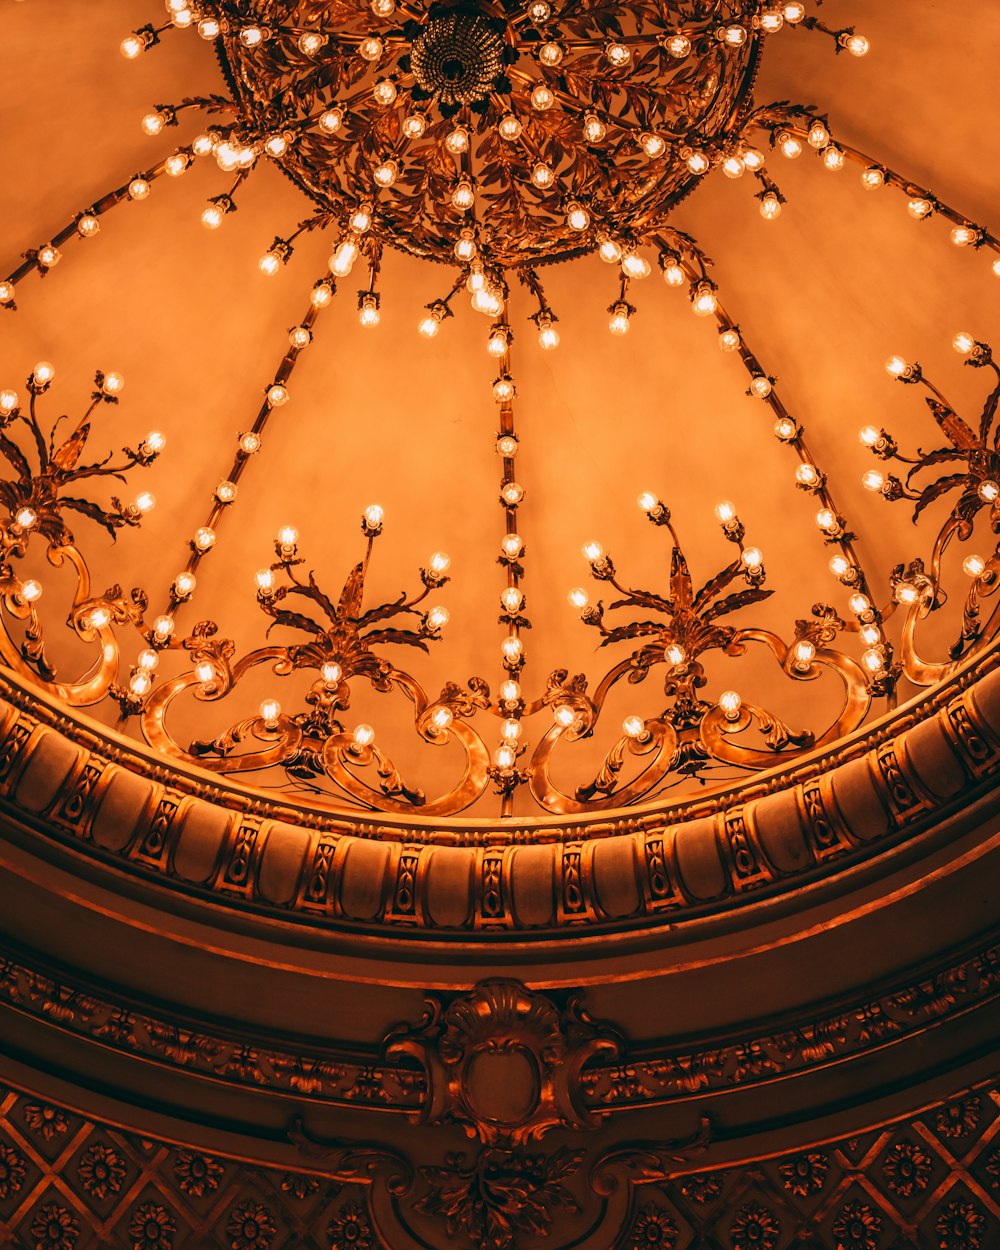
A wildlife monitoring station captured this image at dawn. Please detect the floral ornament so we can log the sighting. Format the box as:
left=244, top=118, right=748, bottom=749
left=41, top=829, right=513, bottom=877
left=730, top=1201, right=781, bottom=1250
left=831, top=1200, right=882, bottom=1250
left=29, top=1202, right=79, bottom=1250
left=986, top=1147, right=1000, bottom=1188
left=678, top=1173, right=723, bottom=1205
left=22, top=1103, right=69, bottom=1141
left=280, top=1173, right=321, bottom=1200
left=779, top=1151, right=829, bottom=1197
left=935, top=1198, right=986, bottom=1249
left=173, top=1150, right=224, bottom=1197
left=881, top=1139, right=933, bottom=1198
left=128, top=1201, right=176, bottom=1250
left=934, top=1097, right=981, bottom=1140
left=630, top=1203, right=678, bottom=1250
left=76, top=1141, right=127, bottom=1199
left=327, top=1201, right=374, bottom=1250
left=226, top=1199, right=275, bottom=1250
left=0, top=1140, right=27, bottom=1198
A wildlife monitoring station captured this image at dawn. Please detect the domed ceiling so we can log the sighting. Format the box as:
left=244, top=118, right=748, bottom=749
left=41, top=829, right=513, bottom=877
left=1, top=0, right=999, bottom=824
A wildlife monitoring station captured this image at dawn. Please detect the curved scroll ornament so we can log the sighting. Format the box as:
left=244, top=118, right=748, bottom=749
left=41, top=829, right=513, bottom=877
left=863, top=340, right=1000, bottom=686
left=529, top=504, right=872, bottom=814
left=0, top=368, right=158, bottom=705
left=142, top=520, right=493, bottom=814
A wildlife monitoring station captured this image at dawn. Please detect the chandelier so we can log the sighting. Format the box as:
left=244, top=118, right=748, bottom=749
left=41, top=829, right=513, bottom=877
left=1, top=0, right=998, bottom=819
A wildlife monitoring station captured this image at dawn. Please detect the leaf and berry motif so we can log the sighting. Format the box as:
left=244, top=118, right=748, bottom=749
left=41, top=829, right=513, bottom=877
left=415, top=1147, right=584, bottom=1250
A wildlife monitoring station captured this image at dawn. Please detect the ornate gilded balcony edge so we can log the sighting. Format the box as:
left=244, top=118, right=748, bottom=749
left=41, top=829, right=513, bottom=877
left=1, top=645, right=999, bottom=936
left=0, top=947, right=997, bottom=1118
left=0, top=640, right=999, bottom=935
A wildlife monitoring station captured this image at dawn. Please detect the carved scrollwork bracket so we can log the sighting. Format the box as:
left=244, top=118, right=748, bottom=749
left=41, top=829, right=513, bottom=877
left=384, top=979, right=623, bottom=1147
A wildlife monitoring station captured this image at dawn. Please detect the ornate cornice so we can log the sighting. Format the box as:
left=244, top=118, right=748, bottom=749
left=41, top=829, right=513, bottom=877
left=0, top=641, right=998, bottom=937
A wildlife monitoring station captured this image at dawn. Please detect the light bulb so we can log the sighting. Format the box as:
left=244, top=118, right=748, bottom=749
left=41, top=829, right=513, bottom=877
left=499, top=114, right=522, bottom=141
left=760, top=193, right=782, bottom=220
left=201, top=204, right=224, bottom=230
left=821, top=146, right=845, bottom=171
left=0, top=282, right=14, bottom=306
left=598, top=238, right=623, bottom=264
left=539, top=40, right=563, bottom=65
left=319, top=108, right=344, bottom=134
left=359, top=36, right=384, bottom=60
left=452, top=180, right=475, bottom=210
left=353, top=724, right=376, bottom=747
left=256, top=568, right=275, bottom=592
left=743, top=148, right=766, bottom=172
left=501, top=587, right=523, bottom=614
left=77, top=214, right=100, bottom=238
left=501, top=636, right=523, bottom=664
left=849, top=594, right=871, bottom=618
left=774, top=417, right=798, bottom=441
left=860, top=625, right=881, bottom=647
left=373, top=79, right=397, bottom=106
left=501, top=534, right=523, bottom=558
left=749, top=376, right=773, bottom=398
left=531, top=163, right=554, bottom=190
left=963, top=555, right=986, bottom=578
left=621, top=253, right=651, bottom=280
left=605, top=41, right=631, bottom=66
left=951, top=225, right=980, bottom=247
left=637, top=491, right=660, bottom=514
left=568, top=587, right=589, bottom=610
left=427, top=552, right=451, bottom=578
left=566, top=202, right=590, bottom=231
left=719, top=691, right=742, bottom=720
left=665, top=643, right=685, bottom=666
left=373, top=160, right=398, bottom=188
left=759, top=10, right=783, bottom=33
left=153, top=615, right=174, bottom=639
left=20, top=579, right=41, bottom=604
left=608, top=303, right=631, bottom=336
left=32, top=362, right=55, bottom=386
left=784, top=2, right=806, bottom=21
left=121, top=33, right=146, bottom=59
left=165, top=153, right=189, bottom=177
left=426, top=605, right=450, bottom=630
left=685, top=149, right=710, bottom=175
left=582, top=113, right=606, bottom=143
left=193, top=526, right=215, bottom=551
left=321, top=661, right=343, bottom=686
left=141, top=430, right=166, bottom=455
left=553, top=704, right=576, bottom=728
left=840, top=33, right=870, bottom=56
left=454, top=230, right=477, bottom=262
left=130, top=672, right=152, bottom=697
left=531, top=84, right=554, bottom=110
left=240, top=432, right=261, bottom=455
left=863, top=648, right=885, bottom=674
left=497, top=434, right=518, bottom=457
left=501, top=717, right=522, bottom=742
left=719, top=328, right=740, bottom=352
left=259, top=699, right=281, bottom=726
left=816, top=508, right=840, bottom=534
left=101, top=371, right=125, bottom=396
left=907, top=198, right=933, bottom=219
left=662, top=261, right=685, bottom=287
left=298, top=32, right=325, bottom=56
left=715, top=500, right=737, bottom=525
left=885, top=355, right=911, bottom=379
left=195, top=660, right=214, bottom=684
left=0, top=389, right=17, bottom=414
left=445, top=126, right=469, bottom=154
left=722, top=155, right=745, bottom=179
left=259, top=251, right=282, bottom=277
left=977, top=480, right=999, bottom=503
left=665, top=34, right=691, bottom=57
left=622, top=715, right=645, bottom=738
left=861, top=167, right=885, bottom=191
left=371, top=0, right=395, bottom=15
left=795, top=463, right=819, bottom=487
left=138, top=649, right=159, bottom=672
left=239, top=25, right=264, bottom=47
left=430, top=706, right=454, bottom=733
left=741, top=547, right=764, bottom=572
left=403, top=113, right=427, bottom=140
left=141, top=111, right=166, bottom=137
left=895, top=582, right=919, bottom=605
left=862, top=469, right=885, bottom=493
left=359, top=294, right=381, bottom=328
left=537, top=317, right=559, bottom=350
left=214, top=481, right=237, bottom=505
left=173, top=572, right=196, bottom=598
left=419, top=311, right=442, bottom=338
left=859, top=425, right=881, bottom=448
left=14, top=506, right=36, bottom=529
left=807, top=121, right=830, bottom=149
left=640, top=132, right=666, bottom=159
left=134, top=491, right=156, bottom=515
left=692, top=286, right=718, bottom=316
left=494, top=745, right=517, bottom=771
left=493, top=376, right=515, bottom=402
left=36, top=244, right=61, bottom=269
left=198, top=17, right=220, bottom=38
left=793, top=640, right=816, bottom=666
left=267, top=384, right=289, bottom=407
left=582, top=540, right=604, bottom=564
left=277, top=524, right=299, bottom=549
left=289, top=325, right=312, bottom=350
left=128, top=178, right=151, bottom=200
left=501, top=680, right=521, bottom=705
left=778, top=133, right=802, bottom=159
left=500, top=480, right=523, bottom=508
left=364, top=503, right=385, bottom=530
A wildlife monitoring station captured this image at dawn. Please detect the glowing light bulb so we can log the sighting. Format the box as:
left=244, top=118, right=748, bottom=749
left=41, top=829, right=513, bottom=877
left=121, top=33, right=146, bottom=59
left=373, top=79, right=397, bottom=106
left=494, top=744, right=517, bottom=770
left=215, top=481, right=238, bottom=504
left=36, top=244, right=61, bottom=269
left=637, top=491, right=660, bottom=514
left=622, top=715, right=645, bottom=738
left=0, top=282, right=14, bottom=306
left=721, top=24, right=747, bottom=46
left=359, top=36, right=384, bottom=60
left=553, top=704, right=576, bottom=728
left=289, top=325, right=312, bottom=350
left=259, top=699, right=281, bottom=727
left=499, top=114, right=522, bottom=141
left=501, top=718, right=522, bottom=742
left=267, top=384, right=289, bottom=407
left=685, top=149, right=710, bottom=175
left=598, top=238, right=623, bottom=264
left=137, top=649, right=159, bottom=672
left=860, top=625, right=881, bottom=647
left=0, top=389, right=18, bottom=414
left=849, top=594, right=871, bottom=617
left=784, top=2, right=806, bottom=21
left=692, top=286, right=718, bottom=316
left=665, top=643, right=685, bottom=666
left=719, top=328, right=740, bottom=352
left=298, top=32, right=325, bottom=56
left=445, top=126, right=469, bottom=154
left=77, top=214, right=100, bottom=238
left=259, top=251, right=283, bottom=277
left=255, top=568, right=275, bottom=592
left=501, top=534, right=523, bottom=558
left=32, top=362, right=55, bottom=386
left=130, top=672, right=152, bottom=697
left=373, top=160, right=398, bottom=188
left=759, top=10, right=783, bottom=33
left=426, top=605, right=450, bottom=631
left=322, top=661, right=343, bottom=686
left=741, top=547, right=764, bottom=573
left=863, top=648, right=885, bottom=674
left=862, top=469, right=885, bottom=493
left=778, top=133, right=802, bottom=159
left=567, top=587, right=589, bottom=611
left=430, top=706, right=454, bottom=733
left=978, top=480, right=999, bottom=503
left=537, top=317, right=560, bottom=350
left=128, top=178, right=151, bottom=201
left=134, top=491, right=156, bottom=515
left=142, top=431, right=166, bottom=455
left=277, top=524, right=299, bottom=549
left=951, top=225, right=980, bottom=247
left=496, top=434, right=518, bottom=457
left=539, top=41, right=563, bottom=65
left=859, top=425, right=880, bottom=448
left=239, top=25, right=264, bottom=47
left=530, top=163, right=554, bottom=190
left=665, top=34, right=691, bottom=57
left=452, top=180, right=475, bottom=210
left=621, top=253, right=651, bottom=280
left=501, top=587, right=524, bottom=614
left=722, top=155, right=745, bottom=179
left=749, top=376, right=773, bottom=398
left=840, top=33, right=870, bottom=56
left=454, top=229, right=477, bottom=262
left=895, top=582, right=919, bottom=605
left=861, top=167, right=885, bottom=191
left=885, top=355, right=911, bottom=379
left=793, top=640, right=816, bottom=666
left=198, top=17, right=220, bottom=38
left=816, top=508, right=840, bottom=534
left=193, top=526, right=215, bottom=551
left=153, top=615, right=174, bottom=639
left=795, top=463, right=819, bottom=487
left=582, top=540, right=604, bottom=564
left=359, top=294, right=381, bottom=328
left=662, top=261, right=685, bottom=287
left=15, top=507, right=36, bottom=529
left=493, top=376, right=515, bottom=402
left=821, top=146, right=845, bottom=171
left=141, top=111, right=166, bottom=137
left=194, top=660, right=214, bottom=685
left=364, top=503, right=385, bottom=531
left=101, top=371, right=125, bottom=396
left=240, top=432, right=261, bottom=455
left=353, top=724, right=376, bottom=747
left=319, top=108, right=344, bottom=134
left=760, top=193, right=782, bottom=220
left=608, top=303, right=631, bottom=336
left=719, top=691, right=742, bottom=720
left=907, top=198, right=933, bottom=219
left=501, top=681, right=521, bottom=705
left=566, top=202, right=590, bottom=231
left=807, top=121, right=830, bottom=149
left=640, top=132, right=667, bottom=159
left=419, top=311, right=443, bottom=338
left=173, top=572, right=196, bottom=598
left=501, top=636, right=523, bottom=665
left=165, top=152, right=189, bottom=177
left=531, top=84, right=554, bottom=111
left=371, top=0, right=396, bottom=15
left=963, top=554, right=986, bottom=578
left=583, top=113, right=607, bottom=143
left=403, top=113, right=427, bottom=140
left=201, top=204, right=224, bottom=230
left=605, top=41, right=631, bottom=66
left=715, top=500, right=737, bottom=525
